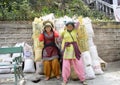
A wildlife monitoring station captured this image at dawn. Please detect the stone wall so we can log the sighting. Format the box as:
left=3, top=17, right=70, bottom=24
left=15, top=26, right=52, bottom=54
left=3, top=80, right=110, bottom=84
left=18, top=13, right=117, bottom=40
left=0, top=21, right=33, bottom=46
left=92, top=22, right=120, bottom=62
left=0, top=21, right=120, bottom=62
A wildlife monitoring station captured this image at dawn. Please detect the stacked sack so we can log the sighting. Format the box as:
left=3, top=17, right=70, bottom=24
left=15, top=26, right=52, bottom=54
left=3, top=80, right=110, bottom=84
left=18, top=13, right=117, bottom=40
left=31, top=14, right=107, bottom=79
left=76, top=20, right=89, bottom=52
left=11, top=42, right=35, bottom=73
left=83, top=17, right=106, bottom=74
left=54, top=17, right=65, bottom=33
left=23, top=43, right=35, bottom=73
left=0, top=46, right=12, bottom=73
left=1, top=42, right=35, bottom=73
left=32, top=17, right=44, bottom=74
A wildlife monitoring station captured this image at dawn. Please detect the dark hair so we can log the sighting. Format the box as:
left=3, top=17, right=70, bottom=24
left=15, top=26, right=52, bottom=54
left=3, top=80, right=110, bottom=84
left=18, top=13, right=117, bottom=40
left=65, top=21, right=75, bottom=28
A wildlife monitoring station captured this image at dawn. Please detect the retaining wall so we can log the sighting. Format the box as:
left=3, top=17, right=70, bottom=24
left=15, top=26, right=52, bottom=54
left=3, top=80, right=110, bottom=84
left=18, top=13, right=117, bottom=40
left=0, top=21, right=120, bottom=62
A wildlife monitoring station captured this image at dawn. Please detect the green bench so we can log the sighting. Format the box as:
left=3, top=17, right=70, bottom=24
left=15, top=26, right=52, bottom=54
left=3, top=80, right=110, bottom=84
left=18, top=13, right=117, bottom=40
left=0, top=46, right=24, bottom=85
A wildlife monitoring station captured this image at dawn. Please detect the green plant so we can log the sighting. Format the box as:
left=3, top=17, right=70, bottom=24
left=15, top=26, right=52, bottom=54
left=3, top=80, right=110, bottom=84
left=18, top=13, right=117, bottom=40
left=0, top=0, right=112, bottom=21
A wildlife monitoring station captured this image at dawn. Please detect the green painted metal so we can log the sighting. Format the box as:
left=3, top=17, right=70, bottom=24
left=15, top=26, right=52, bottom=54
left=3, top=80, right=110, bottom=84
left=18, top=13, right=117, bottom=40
left=0, top=46, right=24, bottom=85
left=0, top=47, right=23, bottom=54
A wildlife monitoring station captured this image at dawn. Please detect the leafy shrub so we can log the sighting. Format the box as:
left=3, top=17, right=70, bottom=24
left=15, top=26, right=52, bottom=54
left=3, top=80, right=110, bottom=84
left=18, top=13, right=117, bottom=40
left=0, top=0, right=112, bottom=21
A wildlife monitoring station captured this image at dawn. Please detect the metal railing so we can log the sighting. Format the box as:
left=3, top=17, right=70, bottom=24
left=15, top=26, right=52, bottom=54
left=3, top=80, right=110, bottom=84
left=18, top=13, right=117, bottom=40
left=95, top=0, right=120, bottom=19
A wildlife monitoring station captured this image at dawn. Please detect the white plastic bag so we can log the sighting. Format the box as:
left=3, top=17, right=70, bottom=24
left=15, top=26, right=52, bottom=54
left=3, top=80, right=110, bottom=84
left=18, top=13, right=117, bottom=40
left=92, top=60, right=104, bottom=75
left=89, top=45, right=99, bottom=60
left=23, top=43, right=34, bottom=59
left=81, top=51, right=95, bottom=79
left=85, top=65, right=96, bottom=79
left=0, top=62, right=11, bottom=73
left=23, top=59, right=35, bottom=73
left=88, top=37, right=95, bottom=47
left=81, top=51, right=92, bottom=66
left=54, top=18, right=65, bottom=33
left=83, top=17, right=94, bottom=37
left=41, top=13, right=55, bottom=21
left=12, top=42, right=24, bottom=59
left=0, top=54, right=11, bottom=73
left=89, top=45, right=104, bottom=74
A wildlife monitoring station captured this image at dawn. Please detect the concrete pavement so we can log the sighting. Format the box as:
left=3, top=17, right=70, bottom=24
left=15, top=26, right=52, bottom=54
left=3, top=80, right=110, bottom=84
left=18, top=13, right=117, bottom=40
left=0, top=61, right=120, bottom=85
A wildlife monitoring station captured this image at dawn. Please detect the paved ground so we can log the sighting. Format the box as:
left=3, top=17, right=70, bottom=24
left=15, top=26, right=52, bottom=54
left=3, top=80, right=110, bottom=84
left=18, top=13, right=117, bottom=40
left=0, top=60, right=120, bottom=85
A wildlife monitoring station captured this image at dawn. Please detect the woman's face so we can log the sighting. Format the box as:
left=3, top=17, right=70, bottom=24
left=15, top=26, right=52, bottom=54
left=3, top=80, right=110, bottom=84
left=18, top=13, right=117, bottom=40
left=66, top=24, right=74, bottom=31
left=45, top=26, right=52, bottom=32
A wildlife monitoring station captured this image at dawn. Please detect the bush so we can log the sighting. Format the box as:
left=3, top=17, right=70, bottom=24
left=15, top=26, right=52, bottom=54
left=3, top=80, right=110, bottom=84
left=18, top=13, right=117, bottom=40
left=0, top=0, right=112, bottom=21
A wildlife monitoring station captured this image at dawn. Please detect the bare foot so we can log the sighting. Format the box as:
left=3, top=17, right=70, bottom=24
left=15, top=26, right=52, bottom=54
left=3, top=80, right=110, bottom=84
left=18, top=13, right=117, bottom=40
left=44, top=77, right=49, bottom=81
left=56, top=76, right=60, bottom=80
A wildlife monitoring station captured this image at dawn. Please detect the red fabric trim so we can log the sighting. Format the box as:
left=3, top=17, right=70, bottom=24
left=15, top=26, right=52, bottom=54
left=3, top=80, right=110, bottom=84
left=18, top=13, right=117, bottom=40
left=38, top=31, right=59, bottom=41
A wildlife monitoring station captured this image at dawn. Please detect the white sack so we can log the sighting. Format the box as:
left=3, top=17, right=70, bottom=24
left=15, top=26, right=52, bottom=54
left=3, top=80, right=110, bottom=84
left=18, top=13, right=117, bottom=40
left=89, top=45, right=99, bottom=60
left=0, top=54, right=11, bottom=73
left=0, top=62, right=11, bottom=73
left=54, top=18, right=65, bottom=33
left=41, top=13, right=55, bottom=21
left=81, top=51, right=92, bottom=66
left=88, top=37, right=95, bottom=47
left=23, top=43, right=34, bottom=59
left=92, top=60, right=104, bottom=75
left=85, top=65, right=96, bottom=79
left=83, top=17, right=94, bottom=37
left=89, top=45, right=104, bottom=74
left=23, top=59, right=35, bottom=73
left=12, top=42, right=24, bottom=59
left=81, top=51, right=95, bottom=79
left=32, top=22, right=43, bottom=33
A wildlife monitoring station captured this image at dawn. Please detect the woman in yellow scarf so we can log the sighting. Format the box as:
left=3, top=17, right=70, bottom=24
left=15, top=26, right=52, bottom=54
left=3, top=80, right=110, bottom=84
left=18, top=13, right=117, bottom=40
left=61, top=21, right=87, bottom=85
